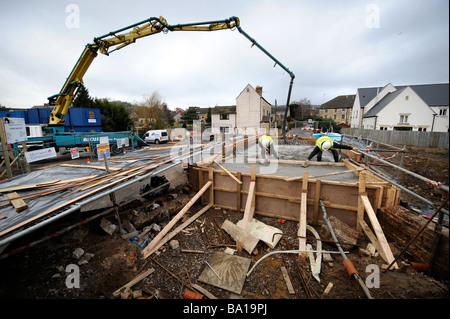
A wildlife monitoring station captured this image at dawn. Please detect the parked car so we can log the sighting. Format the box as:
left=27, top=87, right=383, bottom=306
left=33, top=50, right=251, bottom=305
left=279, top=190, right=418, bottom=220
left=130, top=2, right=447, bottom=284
left=144, top=129, right=169, bottom=144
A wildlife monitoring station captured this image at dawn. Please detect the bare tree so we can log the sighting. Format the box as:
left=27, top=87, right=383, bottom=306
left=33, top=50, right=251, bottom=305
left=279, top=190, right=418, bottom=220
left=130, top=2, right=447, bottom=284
left=290, top=98, right=312, bottom=120
left=137, top=92, right=173, bottom=129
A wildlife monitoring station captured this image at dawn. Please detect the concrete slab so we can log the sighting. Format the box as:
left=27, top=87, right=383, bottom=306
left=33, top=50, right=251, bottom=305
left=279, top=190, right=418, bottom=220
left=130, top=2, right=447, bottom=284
left=219, top=142, right=358, bottom=182
left=219, top=161, right=359, bottom=182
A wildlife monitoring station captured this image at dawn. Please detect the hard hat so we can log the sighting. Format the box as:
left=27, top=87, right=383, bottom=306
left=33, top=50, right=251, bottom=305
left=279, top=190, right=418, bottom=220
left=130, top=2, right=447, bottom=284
left=322, top=141, right=332, bottom=151
left=262, top=139, right=269, bottom=148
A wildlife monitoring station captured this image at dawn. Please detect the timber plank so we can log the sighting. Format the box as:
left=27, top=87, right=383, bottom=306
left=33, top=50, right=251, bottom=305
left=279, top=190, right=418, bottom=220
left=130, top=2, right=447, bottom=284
left=145, top=204, right=213, bottom=256
left=60, top=163, right=121, bottom=171
left=112, top=268, right=155, bottom=298
left=359, top=220, right=388, bottom=262
left=6, top=192, right=28, bottom=212
left=0, top=160, right=169, bottom=237
left=361, top=194, right=398, bottom=269
left=299, top=172, right=308, bottom=263
left=142, top=181, right=212, bottom=258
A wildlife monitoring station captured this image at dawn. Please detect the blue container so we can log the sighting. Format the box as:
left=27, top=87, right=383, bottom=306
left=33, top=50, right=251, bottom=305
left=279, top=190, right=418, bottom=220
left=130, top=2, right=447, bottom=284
left=67, top=108, right=101, bottom=128
left=0, top=110, right=27, bottom=121
left=27, top=109, right=39, bottom=124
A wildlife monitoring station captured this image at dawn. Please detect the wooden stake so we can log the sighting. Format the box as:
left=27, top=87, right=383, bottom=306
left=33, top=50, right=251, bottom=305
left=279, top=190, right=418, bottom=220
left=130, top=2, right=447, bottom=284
left=356, top=171, right=366, bottom=232
left=0, top=118, right=12, bottom=179
left=236, top=172, right=241, bottom=212
left=298, top=171, right=308, bottom=263
left=208, top=167, right=214, bottom=205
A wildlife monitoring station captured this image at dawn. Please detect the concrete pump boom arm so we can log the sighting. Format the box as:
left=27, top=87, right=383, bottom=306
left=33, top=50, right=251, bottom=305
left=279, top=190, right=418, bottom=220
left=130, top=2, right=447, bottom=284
left=48, top=16, right=294, bottom=128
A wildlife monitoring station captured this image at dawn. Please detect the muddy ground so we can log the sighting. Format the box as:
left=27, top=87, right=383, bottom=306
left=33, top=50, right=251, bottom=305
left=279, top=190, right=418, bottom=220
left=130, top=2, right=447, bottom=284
left=0, top=144, right=448, bottom=304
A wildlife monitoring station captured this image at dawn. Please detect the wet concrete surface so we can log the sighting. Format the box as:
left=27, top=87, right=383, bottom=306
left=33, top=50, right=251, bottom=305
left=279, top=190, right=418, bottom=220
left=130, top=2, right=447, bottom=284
left=219, top=143, right=360, bottom=182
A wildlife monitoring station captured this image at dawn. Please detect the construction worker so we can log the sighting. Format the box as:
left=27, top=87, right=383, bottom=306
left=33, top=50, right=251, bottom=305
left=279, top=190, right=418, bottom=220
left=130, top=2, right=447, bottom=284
left=258, top=134, right=278, bottom=163
left=305, top=135, right=353, bottom=165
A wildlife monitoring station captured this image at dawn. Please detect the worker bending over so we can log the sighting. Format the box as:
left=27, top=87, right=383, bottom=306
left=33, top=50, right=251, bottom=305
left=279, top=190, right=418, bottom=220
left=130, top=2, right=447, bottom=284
left=258, top=135, right=278, bottom=163
left=306, top=135, right=353, bottom=164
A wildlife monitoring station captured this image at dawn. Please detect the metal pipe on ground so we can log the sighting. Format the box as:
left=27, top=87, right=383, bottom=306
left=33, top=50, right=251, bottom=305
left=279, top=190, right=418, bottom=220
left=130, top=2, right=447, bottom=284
left=354, top=149, right=449, bottom=193
left=319, top=199, right=373, bottom=299
left=349, top=159, right=449, bottom=217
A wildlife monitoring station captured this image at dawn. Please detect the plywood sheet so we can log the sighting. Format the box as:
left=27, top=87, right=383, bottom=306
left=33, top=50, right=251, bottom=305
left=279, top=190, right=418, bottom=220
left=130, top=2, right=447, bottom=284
left=198, top=251, right=251, bottom=295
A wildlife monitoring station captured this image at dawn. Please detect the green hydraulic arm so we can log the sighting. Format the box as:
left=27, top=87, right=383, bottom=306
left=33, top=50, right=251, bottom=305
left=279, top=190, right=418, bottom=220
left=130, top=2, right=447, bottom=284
left=48, top=16, right=295, bottom=140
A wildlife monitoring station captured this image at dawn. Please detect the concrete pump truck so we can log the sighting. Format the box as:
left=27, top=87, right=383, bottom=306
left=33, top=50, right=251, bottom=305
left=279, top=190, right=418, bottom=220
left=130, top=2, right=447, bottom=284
left=9, top=16, right=294, bottom=161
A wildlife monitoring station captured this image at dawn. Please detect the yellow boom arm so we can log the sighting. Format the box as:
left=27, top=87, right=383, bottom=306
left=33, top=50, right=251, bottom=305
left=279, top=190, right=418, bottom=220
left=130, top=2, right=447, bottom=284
left=48, top=16, right=294, bottom=126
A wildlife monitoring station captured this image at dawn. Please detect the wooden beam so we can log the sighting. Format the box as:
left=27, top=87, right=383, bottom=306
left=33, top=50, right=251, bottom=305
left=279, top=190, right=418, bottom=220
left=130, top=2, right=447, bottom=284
left=359, top=220, right=388, bottom=262
left=241, top=181, right=256, bottom=230
left=142, top=181, right=212, bottom=258
left=112, top=268, right=155, bottom=298
left=0, top=157, right=182, bottom=238
left=356, top=171, right=366, bottom=232
left=0, top=178, right=93, bottom=194
left=236, top=172, right=242, bottom=212
left=60, top=163, right=121, bottom=171
left=298, top=171, right=308, bottom=263
left=6, top=192, right=28, bottom=212
left=241, top=166, right=256, bottom=230
left=144, top=203, right=213, bottom=257
left=361, top=194, right=398, bottom=269
left=209, top=167, right=214, bottom=205
left=313, top=179, right=321, bottom=225
left=247, top=158, right=345, bottom=166
left=214, top=161, right=242, bottom=184
left=192, top=283, right=218, bottom=299
left=284, top=168, right=362, bottom=182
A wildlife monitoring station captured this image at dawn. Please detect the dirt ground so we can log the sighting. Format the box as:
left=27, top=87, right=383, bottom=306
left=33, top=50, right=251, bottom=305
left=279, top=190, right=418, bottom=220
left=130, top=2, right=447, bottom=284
left=395, top=146, right=449, bottom=206
left=0, top=144, right=448, bottom=302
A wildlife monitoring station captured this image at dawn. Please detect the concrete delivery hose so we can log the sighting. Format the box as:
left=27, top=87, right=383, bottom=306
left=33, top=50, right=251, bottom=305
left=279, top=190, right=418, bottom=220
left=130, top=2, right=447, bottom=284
left=319, top=199, right=373, bottom=299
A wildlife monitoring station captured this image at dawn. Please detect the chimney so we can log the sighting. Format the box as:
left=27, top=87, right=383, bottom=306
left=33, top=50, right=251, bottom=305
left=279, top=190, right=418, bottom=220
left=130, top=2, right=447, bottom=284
left=256, top=85, right=263, bottom=96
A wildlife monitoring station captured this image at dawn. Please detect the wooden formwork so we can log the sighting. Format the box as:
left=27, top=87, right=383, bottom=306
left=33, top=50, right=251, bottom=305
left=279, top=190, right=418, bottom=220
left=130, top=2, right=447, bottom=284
left=188, top=159, right=400, bottom=229
left=188, top=136, right=401, bottom=268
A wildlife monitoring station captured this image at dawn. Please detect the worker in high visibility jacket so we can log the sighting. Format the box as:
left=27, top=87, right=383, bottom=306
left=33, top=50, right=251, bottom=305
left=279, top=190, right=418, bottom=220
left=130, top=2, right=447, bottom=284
left=305, top=135, right=353, bottom=164
left=258, top=135, right=278, bottom=162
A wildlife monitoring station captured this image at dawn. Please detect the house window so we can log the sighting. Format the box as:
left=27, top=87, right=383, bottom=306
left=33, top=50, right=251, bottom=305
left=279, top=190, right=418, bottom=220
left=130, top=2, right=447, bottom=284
left=341, top=115, right=345, bottom=120
left=405, top=96, right=409, bottom=101
left=220, top=114, right=229, bottom=120
left=220, top=126, right=229, bottom=133
left=439, top=109, right=448, bottom=116
left=333, top=115, right=337, bottom=120
left=400, top=115, right=409, bottom=123
left=380, top=127, right=387, bottom=130
left=418, top=127, right=427, bottom=131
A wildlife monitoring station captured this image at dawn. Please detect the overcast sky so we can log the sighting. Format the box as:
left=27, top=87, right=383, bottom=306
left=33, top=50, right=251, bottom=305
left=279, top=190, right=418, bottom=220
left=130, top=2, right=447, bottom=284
left=0, top=0, right=448, bottom=110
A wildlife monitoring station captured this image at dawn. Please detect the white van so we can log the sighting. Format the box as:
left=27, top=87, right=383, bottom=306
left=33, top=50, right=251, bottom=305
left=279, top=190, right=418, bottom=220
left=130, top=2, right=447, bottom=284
left=144, top=129, right=169, bottom=144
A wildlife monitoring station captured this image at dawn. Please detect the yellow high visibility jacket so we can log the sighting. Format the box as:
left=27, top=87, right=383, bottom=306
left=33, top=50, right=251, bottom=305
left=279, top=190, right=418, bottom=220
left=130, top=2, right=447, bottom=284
left=259, top=135, right=274, bottom=146
left=315, top=135, right=335, bottom=151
